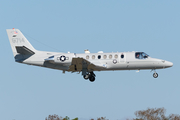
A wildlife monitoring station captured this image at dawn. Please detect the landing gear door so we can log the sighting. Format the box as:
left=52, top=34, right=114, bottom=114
left=120, top=53, right=126, bottom=63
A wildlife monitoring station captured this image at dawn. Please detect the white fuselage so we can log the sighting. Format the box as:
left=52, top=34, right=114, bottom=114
left=7, top=29, right=173, bottom=81
left=21, top=51, right=173, bottom=72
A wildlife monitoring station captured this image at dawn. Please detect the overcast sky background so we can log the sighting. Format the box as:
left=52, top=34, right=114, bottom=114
left=0, top=1, right=180, bottom=120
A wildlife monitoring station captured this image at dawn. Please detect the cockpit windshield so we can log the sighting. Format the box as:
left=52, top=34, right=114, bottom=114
left=135, top=52, right=149, bottom=59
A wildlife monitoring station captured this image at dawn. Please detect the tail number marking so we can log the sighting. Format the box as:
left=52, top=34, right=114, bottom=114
left=12, top=38, right=25, bottom=43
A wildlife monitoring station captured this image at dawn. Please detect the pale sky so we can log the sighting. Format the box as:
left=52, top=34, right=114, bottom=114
left=0, top=1, right=180, bottom=120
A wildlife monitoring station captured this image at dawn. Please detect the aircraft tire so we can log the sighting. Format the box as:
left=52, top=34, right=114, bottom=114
left=83, top=75, right=89, bottom=80
left=153, top=73, right=158, bottom=78
left=89, top=76, right=95, bottom=82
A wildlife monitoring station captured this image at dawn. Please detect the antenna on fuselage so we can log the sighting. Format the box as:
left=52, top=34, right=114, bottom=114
left=84, top=49, right=90, bottom=53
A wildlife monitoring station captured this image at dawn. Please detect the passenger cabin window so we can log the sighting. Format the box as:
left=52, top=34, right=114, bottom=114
left=98, top=55, right=101, bottom=59
left=121, top=54, right=124, bottom=59
left=103, top=55, right=107, bottom=59
left=109, top=55, right=112, bottom=59
left=86, top=55, right=89, bottom=59
left=114, top=54, right=118, bottom=59
left=135, top=52, right=149, bottom=59
left=92, top=55, right=95, bottom=59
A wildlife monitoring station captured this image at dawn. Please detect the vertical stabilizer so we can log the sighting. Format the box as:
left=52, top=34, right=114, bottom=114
left=6, top=28, right=36, bottom=57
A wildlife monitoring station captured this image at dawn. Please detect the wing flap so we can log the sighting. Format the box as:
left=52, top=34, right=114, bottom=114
left=68, top=57, right=106, bottom=72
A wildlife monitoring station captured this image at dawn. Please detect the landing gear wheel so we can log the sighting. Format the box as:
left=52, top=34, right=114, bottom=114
left=89, top=76, right=95, bottom=82
left=153, top=73, right=158, bottom=78
left=83, top=71, right=96, bottom=82
left=83, top=75, right=89, bottom=80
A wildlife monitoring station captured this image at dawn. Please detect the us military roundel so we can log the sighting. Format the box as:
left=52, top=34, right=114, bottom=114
left=60, top=55, right=66, bottom=62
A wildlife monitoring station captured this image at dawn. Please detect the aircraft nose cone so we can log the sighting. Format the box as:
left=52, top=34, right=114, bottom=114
left=165, top=61, right=173, bottom=68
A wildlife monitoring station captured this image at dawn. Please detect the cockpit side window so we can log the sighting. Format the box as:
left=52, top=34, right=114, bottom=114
left=142, top=52, right=148, bottom=59
left=136, top=53, right=140, bottom=59
left=135, top=52, right=149, bottom=59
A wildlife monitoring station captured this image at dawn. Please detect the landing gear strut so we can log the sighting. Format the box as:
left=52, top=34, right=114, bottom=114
left=83, top=72, right=96, bottom=82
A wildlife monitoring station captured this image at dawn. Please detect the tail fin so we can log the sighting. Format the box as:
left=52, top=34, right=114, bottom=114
left=6, top=28, right=36, bottom=57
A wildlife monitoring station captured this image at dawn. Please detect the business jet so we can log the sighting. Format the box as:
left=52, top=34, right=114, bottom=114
left=7, top=29, right=173, bottom=82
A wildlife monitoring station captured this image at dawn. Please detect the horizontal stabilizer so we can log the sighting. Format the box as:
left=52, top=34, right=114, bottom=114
left=16, top=46, right=35, bottom=55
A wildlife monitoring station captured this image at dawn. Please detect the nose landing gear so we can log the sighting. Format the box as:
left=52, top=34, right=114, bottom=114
left=153, top=73, right=158, bottom=78
left=151, top=69, right=158, bottom=78
left=83, top=72, right=96, bottom=82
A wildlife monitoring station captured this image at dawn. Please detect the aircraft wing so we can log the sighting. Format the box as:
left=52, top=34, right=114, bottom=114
left=68, top=57, right=107, bottom=72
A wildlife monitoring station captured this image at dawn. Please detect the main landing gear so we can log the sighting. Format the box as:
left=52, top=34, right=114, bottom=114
left=83, top=72, right=96, bottom=82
